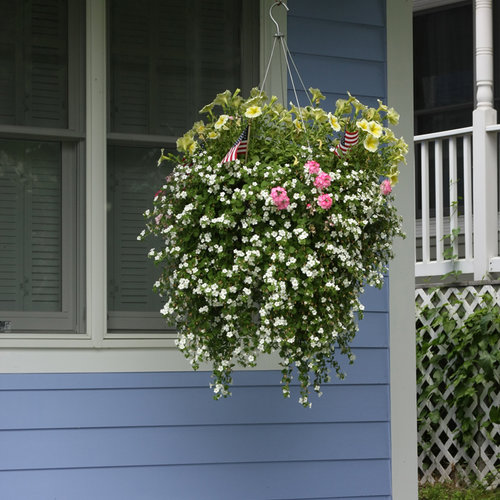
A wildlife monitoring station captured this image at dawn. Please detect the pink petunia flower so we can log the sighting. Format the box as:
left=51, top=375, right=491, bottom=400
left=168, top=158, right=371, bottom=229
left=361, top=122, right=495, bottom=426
left=317, top=193, right=332, bottom=210
left=270, top=186, right=290, bottom=210
left=380, top=179, right=392, bottom=196
left=314, top=171, right=332, bottom=190
left=270, top=186, right=286, bottom=200
left=305, top=160, right=320, bottom=174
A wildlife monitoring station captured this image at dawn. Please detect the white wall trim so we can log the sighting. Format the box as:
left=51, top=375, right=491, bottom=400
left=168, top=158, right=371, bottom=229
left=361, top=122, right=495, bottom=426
left=86, top=0, right=107, bottom=345
left=0, top=347, right=283, bottom=373
left=387, top=0, right=419, bottom=499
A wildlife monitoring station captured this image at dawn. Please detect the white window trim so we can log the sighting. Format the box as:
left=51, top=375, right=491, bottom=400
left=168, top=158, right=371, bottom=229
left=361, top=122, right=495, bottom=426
left=0, top=0, right=285, bottom=368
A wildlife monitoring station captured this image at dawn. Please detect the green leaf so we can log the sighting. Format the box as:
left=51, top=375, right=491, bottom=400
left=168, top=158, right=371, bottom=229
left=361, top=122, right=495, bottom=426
left=489, top=405, right=500, bottom=424
left=428, top=410, right=441, bottom=424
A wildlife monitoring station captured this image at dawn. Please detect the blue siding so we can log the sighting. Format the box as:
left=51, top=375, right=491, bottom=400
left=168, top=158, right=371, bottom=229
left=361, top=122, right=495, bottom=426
left=287, top=0, right=386, bottom=109
left=0, top=1, right=392, bottom=499
left=0, top=313, right=391, bottom=499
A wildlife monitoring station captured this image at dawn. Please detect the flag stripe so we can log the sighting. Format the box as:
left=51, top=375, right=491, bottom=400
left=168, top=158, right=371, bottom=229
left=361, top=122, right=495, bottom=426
left=334, top=130, right=359, bottom=157
left=222, top=127, right=249, bottom=163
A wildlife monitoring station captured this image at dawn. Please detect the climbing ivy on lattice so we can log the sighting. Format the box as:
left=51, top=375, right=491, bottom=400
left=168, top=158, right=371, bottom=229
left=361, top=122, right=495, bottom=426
left=416, top=285, right=500, bottom=487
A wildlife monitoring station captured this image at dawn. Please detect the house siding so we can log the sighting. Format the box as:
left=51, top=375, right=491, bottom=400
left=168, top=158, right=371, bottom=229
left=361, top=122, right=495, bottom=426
left=0, top=309, right=391, bottom=499
left=0, top=1, right=394, bottom=499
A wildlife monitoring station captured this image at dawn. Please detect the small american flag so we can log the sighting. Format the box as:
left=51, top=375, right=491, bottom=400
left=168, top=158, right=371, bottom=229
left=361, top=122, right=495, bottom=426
left=334, top=130, right=359, bottom=157
left=221, top=127, right=249, bottom=163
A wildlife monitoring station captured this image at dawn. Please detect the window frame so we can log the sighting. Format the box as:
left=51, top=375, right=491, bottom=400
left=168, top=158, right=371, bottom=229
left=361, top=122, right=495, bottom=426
left=0, top=0, right=85, bottom=335
left=0, top=0, right=285, bottom=355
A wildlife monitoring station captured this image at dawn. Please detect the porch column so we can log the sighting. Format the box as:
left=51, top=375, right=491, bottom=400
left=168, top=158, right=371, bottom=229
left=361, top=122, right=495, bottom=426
left=472, top=0, right=497, bottom=280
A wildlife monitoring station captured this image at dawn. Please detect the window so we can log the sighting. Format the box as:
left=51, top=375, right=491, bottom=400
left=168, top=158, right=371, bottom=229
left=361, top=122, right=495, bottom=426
left=0, top=0, right=84, bottom=333
left=0, top=0, right=260, bottom=346
left=413, top=1, right=474, bottom=135
left=106, top=0, right=259, bottom=331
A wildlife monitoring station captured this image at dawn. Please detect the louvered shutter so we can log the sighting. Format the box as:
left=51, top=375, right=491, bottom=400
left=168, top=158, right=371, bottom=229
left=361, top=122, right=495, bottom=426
left=197, top=1, right=241, bottom=112
left=109, top=0, right=150, bottom=134
left=0, top=1, right=18, bottom=124
left=110, top=0, right=242, bottom=137
left=155, top=0, right=190, bottom=137
left=0, top=0, right=68, bottom=128
left=28, top=142, right=62, bottom=311
left=155, top=0, right=241, bottom=135
left=0, top=140, right=62, bottom=312
left=0, top=145, right=24, bottom=310
left=107, top=146, right=165, bottom=313
left=25, top=0, right=68, bottom=128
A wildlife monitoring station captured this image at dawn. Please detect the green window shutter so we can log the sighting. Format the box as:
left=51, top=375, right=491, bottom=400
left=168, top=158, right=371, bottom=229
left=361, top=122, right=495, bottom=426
left=0, top=0, right=68, bottom=128
left=25, top=0, right=68, bottom=128
left=109, top=0, right=150, bottom=134
left=197, top=1, right=241, bottom=107
left=0, top=140, right=62, bottom=312
left=0, top=149, right=24, bottom=310
left=110, top=0, right=243, bottom=137
left=0, top=1, right=19, bottom=125
left=28, top=143, right=63, bottom=311
left=155, top=0, right=189, bottom=137
left=107, top=146, right=165, bottom=313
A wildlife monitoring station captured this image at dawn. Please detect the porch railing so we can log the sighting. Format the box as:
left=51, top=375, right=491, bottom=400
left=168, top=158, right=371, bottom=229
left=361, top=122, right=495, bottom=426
left=414, top=125, right=499, bottom=279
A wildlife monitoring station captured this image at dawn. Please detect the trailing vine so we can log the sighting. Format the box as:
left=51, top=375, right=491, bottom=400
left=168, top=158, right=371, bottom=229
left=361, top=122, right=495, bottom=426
left=416, top=292, right=500, bottom=447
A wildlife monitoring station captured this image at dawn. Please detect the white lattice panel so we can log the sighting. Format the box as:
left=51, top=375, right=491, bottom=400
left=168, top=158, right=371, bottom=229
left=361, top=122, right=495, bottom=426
left=416, top=285, right=500, bottom=488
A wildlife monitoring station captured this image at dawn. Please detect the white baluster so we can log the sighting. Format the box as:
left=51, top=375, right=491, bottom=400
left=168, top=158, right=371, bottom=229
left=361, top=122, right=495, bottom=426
left=463, top=135, right=473, bottom=262
left=435, top=140, right=444, bottom=263
left=421, top=142, right=430, bottom=264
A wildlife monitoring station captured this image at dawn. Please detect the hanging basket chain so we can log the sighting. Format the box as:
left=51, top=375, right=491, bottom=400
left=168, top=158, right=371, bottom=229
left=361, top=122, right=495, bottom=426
left=260, top=0, right=312, bottom=149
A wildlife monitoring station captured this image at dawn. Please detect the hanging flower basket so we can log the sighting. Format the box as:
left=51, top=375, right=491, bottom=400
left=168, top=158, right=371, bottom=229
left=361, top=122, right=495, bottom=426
left=140, top=88, right=407, bottom=406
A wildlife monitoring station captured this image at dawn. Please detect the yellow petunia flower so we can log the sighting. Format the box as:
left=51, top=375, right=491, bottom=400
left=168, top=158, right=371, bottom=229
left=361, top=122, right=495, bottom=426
left=383, top=129, right=396, bottom=142
left=367, top=120, right=383, bottom=138
left=388, top=171, right=399, bottom=186
left=387, top=107, right=400, bottom=125
left=214, top=114, right=229, bottom=130
left=188, top=142, right=197, bottom=155
left=309, top=87, right=326, bottom=105
left=193, top=121, right=206, bottom=134
left=157, top=148, right=168, bottom=166
left=356, top=119, right=369, bottom=132
left=207, top=131, right=219, bottom=140
left=176, top=133, right=196, bottom=153
left=245, top=106, right=262, bottom=119
left=293, top=118, right=304, bottom=131
left=363, top=134, right=379, bottom=152
left=327, top=112, right=341, bottom=131
left=377, top=99, right=388, bottom=112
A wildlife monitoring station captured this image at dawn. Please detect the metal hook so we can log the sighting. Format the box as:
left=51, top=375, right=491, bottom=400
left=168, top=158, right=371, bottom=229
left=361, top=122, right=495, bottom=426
left=269, top=1, right=289, bottom=38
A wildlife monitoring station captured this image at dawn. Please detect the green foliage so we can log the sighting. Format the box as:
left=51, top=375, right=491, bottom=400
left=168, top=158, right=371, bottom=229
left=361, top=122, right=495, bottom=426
left=416, top=293, right=500, bottom=446
left=419, top=481, right=500, bottom=500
